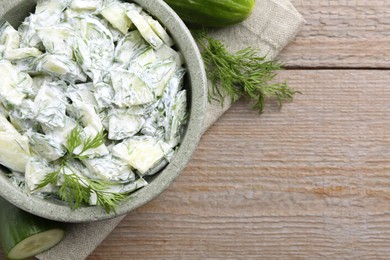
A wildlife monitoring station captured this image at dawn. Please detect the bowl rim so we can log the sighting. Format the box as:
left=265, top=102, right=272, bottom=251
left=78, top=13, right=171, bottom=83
left=0, top=0, right=207, bottom=222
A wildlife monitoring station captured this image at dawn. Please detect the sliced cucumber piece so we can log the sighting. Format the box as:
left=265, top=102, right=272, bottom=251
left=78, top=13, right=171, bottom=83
left=71, top=99, right=101, bottom=132
left=70, top=0, right=102, bottom=11
left=67, top=83, right=98, bottom=108
left=126, top=10, right=163, bottom=49
left=15, top=72, right=34, bottom=98
left=0, top=197, right=64, bottom=260
left=8, top=100, right=37, bottom=134
left=72, top=16, right=114, bottom=82
left=0, top=60, right=26, bottom=107
left=112, top=136, right=169, bottom=174
left=0, top=113, right=18, bottom=133
left=142, top=12, right=174, bottom=47
left=0, top=21, right=20, bottom=50
left=34, top=0, right=68, bottom=27
left=101, top=2, right=133, bottom=34
left=108, top=109, right=145, bottom=140
left=93, top=82, right=115, bottom=109
left=141, top=60, right=176, bottom=96
left=34, top=82, right=67, bottom=130
left=101, top=1, right=142, bottom=34
left=36, top=25, right=74, bottom=57
left=9, top=229, right=64, bottom=259
left=120, top=177, right=148, bottom=193
left=25, top=157, right=58, bottom=193
left=114, top=30, right=148, bottom=64
left=166, top=90, right=187, bottom=147
left=18, top=16, right=42, bottom=49
left=39, top=55, right=70, bottom=75
left=83, top=154, right=135, bottom=182
left=129, top=47, right=157, bottom=74
left=0, top=132, right=30, bottom=172
left=35, top=54, right=87, bottom=83
left=110, top=69, right=155, bottom=107
left=44, top=116, right=77, bottom=146
left=29, top=132, right=66, bottom=162
left=155, top=44, right=184, bottom=68
left=3, top=47, right=42, bottom=60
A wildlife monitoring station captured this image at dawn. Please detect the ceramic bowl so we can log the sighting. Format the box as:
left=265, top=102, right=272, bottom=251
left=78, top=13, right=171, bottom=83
left=0, top=0, right=207, bottom=222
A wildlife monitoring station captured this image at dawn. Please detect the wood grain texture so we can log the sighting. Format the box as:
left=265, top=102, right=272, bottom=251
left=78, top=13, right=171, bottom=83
left=279, top=0, right=390, bottom=68
left=87, top=70, right=390, bottom=259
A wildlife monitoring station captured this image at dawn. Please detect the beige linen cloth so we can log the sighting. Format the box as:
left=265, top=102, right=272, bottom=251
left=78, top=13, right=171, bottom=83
left=37, top=0, right=304, bottom=259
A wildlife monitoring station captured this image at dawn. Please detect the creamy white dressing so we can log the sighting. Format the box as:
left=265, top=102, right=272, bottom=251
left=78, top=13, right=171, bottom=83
left=0, top=0, right=188, bottom=208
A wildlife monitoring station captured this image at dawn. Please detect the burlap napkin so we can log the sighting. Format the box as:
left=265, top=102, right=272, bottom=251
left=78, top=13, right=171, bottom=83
left=37, top=0, right=304, bottom=259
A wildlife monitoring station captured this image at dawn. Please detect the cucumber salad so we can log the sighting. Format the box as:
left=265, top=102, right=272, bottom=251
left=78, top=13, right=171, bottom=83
left=0, top=0, right=187, bottom=212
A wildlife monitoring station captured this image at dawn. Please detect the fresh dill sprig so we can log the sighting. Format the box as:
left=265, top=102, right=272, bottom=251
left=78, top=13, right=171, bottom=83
left=34, top=163, right=127, bottom=213
left=34, top=126, right=125, bottom=213
left=194, top=30, right=297, bottom=113
left=66, top=127, right=83, bottom=155
left=66, top=127, right=107, bottom=160
left=89, top=180, right=129, bottom=213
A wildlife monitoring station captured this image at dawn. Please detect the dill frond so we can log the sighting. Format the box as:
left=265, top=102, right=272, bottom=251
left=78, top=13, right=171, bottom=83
left=194, top=30, right=297, bottom=113
left=66, top=127, right=107, bottom=160
left=35, top=163, right=128, bottom=213
left=35, top=127, right=123, bottom=213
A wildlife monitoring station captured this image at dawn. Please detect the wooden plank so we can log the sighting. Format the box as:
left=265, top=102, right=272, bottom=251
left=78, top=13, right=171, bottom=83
left=279, top=0, right=390, bottom=68
left=88, top=69, right=390, bottom=259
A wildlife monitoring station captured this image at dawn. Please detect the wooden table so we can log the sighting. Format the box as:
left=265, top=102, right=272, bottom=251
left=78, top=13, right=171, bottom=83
left=87, top=1, right=390, bottom=259
left=0, top=0, right=387, bottom=259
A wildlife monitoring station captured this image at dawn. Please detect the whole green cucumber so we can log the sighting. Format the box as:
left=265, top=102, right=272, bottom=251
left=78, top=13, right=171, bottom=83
left=164, top=0, right=256, bottom=27
left=0, top=197, right=65, bottom=259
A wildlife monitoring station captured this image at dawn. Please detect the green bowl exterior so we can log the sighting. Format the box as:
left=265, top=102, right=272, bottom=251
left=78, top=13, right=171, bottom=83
left=0, top=0, right=207, bottom=222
